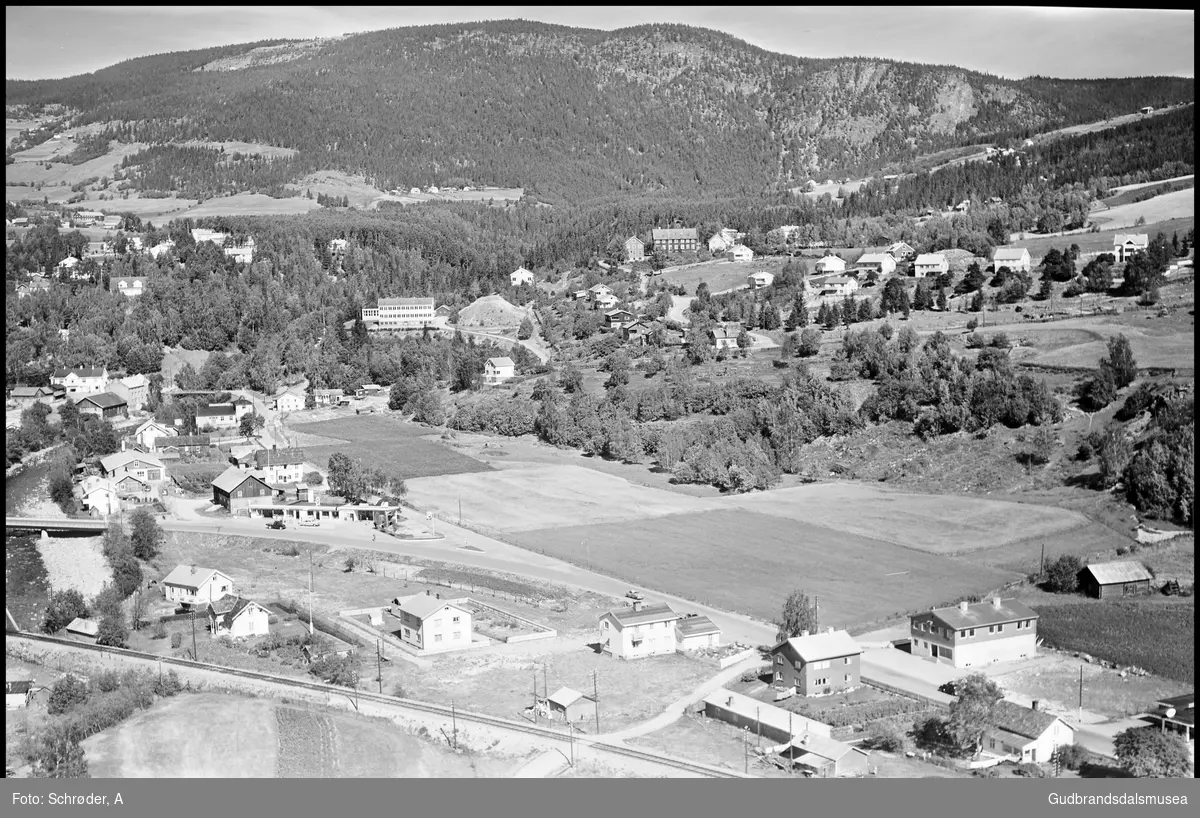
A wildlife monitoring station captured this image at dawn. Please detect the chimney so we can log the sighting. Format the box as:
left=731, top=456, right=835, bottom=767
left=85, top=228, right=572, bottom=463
left=1031, top=700, right=1039, bottom=711
left=827, top=627, right=834, bottom=634
left=959, top=601, right=969, bottom=613
left=727, top=696, right=734, bottom=707
left=435, top=593, right=440, bottom=600
left=632, top=600, right=643, bottom=612
left=425, top=589, right=431, bottom=596
left=190, top=565, right=197, bottom=575
left=121, top=439, right=126, bottom=452
left=273, top=444, right=277, bottom=451
left=992, top=597, right=1002, bottom=609
left=800, top=630, right=809, bottom=638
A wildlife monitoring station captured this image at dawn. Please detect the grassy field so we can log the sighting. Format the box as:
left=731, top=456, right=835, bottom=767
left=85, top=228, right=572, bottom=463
left=7, top=140, right=147, bottom=186
left=989, top=310, right=1197, bottom=372
left=287, top=414, right=491, bottom=480
left=628, top=713, right=792, bottom=778
left=726, top=483, right=1088, bottom=554
left=1032, top=598, right=1195, bottom=684
left=1090, top=188, right=1195, bottom=231
left=1107, top=174, right=1194, bottom=197
left=1030, top=104, right=1191, bottom=145
left=176, top=193, right=322, bottom=219
left=513, top=509, right=1021, bottom=628
left=1101, top=176, right=1194, bottom=207
left=659, top=256, right=790, bottom=295
left=81, top=692, right=505, bottom=777
left=999, top=217, right=1195, bottom=260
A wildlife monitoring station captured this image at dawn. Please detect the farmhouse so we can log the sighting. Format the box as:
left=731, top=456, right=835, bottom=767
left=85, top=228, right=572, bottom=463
left=652, top=227, right=699, bottom=255
left=253, top=447, right=307, bottom=484
left=984, top=700, right=1076, bottom=764
left=1148, top=693, right=1194, bottom=743
left=588, top=284, right=614, bottom=303
left=134, top=420, right=177, bottom=451
left=6, top=681, right=33, bottom=710
left=9, top=385, right=55, bottom=408
left=599, top=601, right=681, bottom=660
left=1078, top=561, right=1154, bottom=599
left=604, top=309, right=635, bottom=330
left=361, top=297, right=437, bottom=331
left=510, top=266, right=535, bottom=287
left=99, top=450, right=164, bottom=484
left=162, top=565, right=235, bottom=607
left=913, top=253, right=950, bottom=278
left=313, top=388, right=344, bottom=407
left=546, top=687, right=598, bottom=724
left=726, top=244, right=754, bottom=263
left=76, top=392, right=128, bottom=420
left=815, top=255, right=846, bottom=274
left=207, top=596, right=271, bottom=639
left=624, top=236, right=645, bottom=262
left=78, top=476, right=120, bottom=516
left=224, top=237, right=256, bottom=264
left=779, top=732, right=871, bottom=778
left=1113, top=233, right=1150, bottom=263
left=675, top=614, right=721, bottom=651
left=55, top=256, right=80, bottom=276
left=72, top=210, right=104, bottom=226
left=272, top=390, right=305, bottom=413
left=856, top=253, right=897, bottom=276
left=820, top=276, right=859, bottom=297
left=393, top=592, right=474, bottom=653
left=621, top=319, right=669, bottom=347
left=709, top=325, right=741, bottom=350
left=746, top=271, right=774, bottom=290
left=484, top=357, right=515, bottom=385
left=887, top=241, right=916, bottom=260
left=51, top=366, right=108, bottom=396
left=702, top=689, right=832, bottom=744
left=211, top=466, right=274, bottom=513
left=770, top=629, right=862, bottom=697
left=112, top=277, right=148, bottom=297
left=16, top=277, right=52, bottom=298
left=66, top=617, right=99, bottom=641
left=910, top=597, right=1038, bottom=668
left=993, top=248, right=1032, bottom=274
left=107, top=373, right=150, bottom=410
left=195, top=403, right=238, bottom=429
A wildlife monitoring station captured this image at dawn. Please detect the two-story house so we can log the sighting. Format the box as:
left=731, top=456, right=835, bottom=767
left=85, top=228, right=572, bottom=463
left=484, top=357, right=515, bottom=385
left=814, top=255, right=846, bottom=275
left=604, top=309, right=636, bottom=330
left=624, top=236, right=645, bottom=262
left=857, top=253, right=897, bottom=276
left=913, top=253, right=950, bottom=278
left=207, top=596, right=270, bottom=639
left=161, top=565, right=235, bottom=607
left=51, top=366, right=108, bottom=396
left=107, top=373, right=149, bottom=410
left=394, top=592, right=474, bottom=653
left=510, top=266, right=535, bottom=287
left=910, top=597, right=1038, bottom=668
left=1113, top=233, right=1149, bottom=263
left=599, top=601, right=681, bottom=660
left=211, top=466, right=275, bottom=514
left=99, top=450, right=165, bottom=485
left=770, top=629, right=863, bottom=697
left=253, top=447, right=307, bottom=485
left=196, top=404, right=238, bottom=429
left=651, top=227, right=699, bottom=255
left=133, top=420, right=177, bottom=451
left=993, top=248, right=1032, bottom=274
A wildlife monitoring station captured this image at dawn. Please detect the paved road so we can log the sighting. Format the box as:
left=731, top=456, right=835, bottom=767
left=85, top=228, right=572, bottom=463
left=452, top=326, right=550, bottom=363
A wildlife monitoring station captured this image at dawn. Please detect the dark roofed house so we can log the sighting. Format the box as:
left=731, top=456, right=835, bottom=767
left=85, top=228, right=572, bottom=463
left=1078, top=561, right=1154, bottom=599
left=211, top=466, right=274, bottom=514
left=76, top=391, right=128, bottom=420
left=771, top=629, right=862, bottom=697
left=163, top=434, right=212, bottom=453
left=675, top=614, right=721, bottom=651
left=599, top=601, right=681, bottom=660
left=651, top=227, right=699, bottom=254
left=546, top=686, right=598, bottom=723
left=10, top=385, right=55, bottom=408
left=1149, top=693, right=1194, bottom=742
left=910, top=597, right=1038, bottom=669
left=206, top=595, right=270, bottom=639
left=984, top=700, right=1076, bottom=765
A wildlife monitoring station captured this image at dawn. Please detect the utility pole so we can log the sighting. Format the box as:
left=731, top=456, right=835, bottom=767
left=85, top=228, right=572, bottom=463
left=1039, top=544, right=1046, bottom=580
left=190, top=610, right=197, bottom=660
left=376, top=640, right=382, bottom=694
left=533, top=674, right=539, bottom=724
left=452, top=700, right=458, bottom=750
left=1078, top=665, right=1083, bottom=722
left=744, top=727, right=749, bottom=774
left=568, top=721, right=575, bottom=768
left=458, top=495, right=462, bottom=525
left=593, top=671, right=600, bottom=733
left=756, top=707, right=761, bottom=748
left=308, top=549, right=315, bottom=636
left=543, top=663, right=548, bottom=700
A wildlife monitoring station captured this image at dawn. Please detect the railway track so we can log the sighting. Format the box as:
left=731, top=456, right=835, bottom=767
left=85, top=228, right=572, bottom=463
left=7, top=632, right=746, bottom=778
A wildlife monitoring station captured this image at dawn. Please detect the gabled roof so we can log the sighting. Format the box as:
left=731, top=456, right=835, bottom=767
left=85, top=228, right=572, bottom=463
left=990, top=700, right=1066, bottom=741
left=5, top=681, right=33, bottom=696
left=784, top=732, right=864, bottom=763
left=254, top=448, right=307, bottom=469
left=162, top=564, right=232, bottom=591
left=165, top=434, right=211, bottom=448
left=231, top=395, right=253, bottom=405
left=710, top=326, right=740, bottom=340
left=66, top=617, right=99, bottom=637
left=915, top=253, right=948, bottom=265
left=1081, top=560, right=1154, bottom=585
left=52, top=366, right=106, bottom=379
left=10, top=386, right=52, bottom=398
left=511, top=266, right=533, bottom=276
left=625, top=235, right=644, bottom=246
left=206, top=595, right=264, bottom=630
left=1114, top=233, right=1149, bottom=246
left=605, top=309, right=633, bottom=318
left=100, top=450, right=164, bottom=473
left=77, top=392, right=127, bottom=410
left=395, top=593, right=471, bottom=621
left=589, top=283, right=612, bottom=292
left=824, top=276, right=856, bottom=285
left=195, top=403, right=236, bottom=417
left=486, top=357, right=515, bottom=368
left=857, top=253, right=894, bottom=265
left=923, top=598, right=1037, bottom=630
left=652, top=227, right=698, bottom=240
left=993, top=248, right=1031, bottom=262
left=604, top=602, right=680, bottom=627
left=1156, top=693, right=1195, bottom=710
left=118, top=373, right=149, bottom=389
left=776, top=630, right=862, bottom=662
left=548, top=686, right=587, bottom=708
left=676, top=615, right=721, bottom=638
left=211, top=465, right=271, bottom=494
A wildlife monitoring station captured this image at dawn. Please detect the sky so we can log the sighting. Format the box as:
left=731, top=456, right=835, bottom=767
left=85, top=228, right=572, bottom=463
left=5, top=6, right=1195, bottom=81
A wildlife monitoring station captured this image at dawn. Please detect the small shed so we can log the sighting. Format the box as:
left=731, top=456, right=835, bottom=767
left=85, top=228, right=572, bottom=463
left=1078, top=561, right=1154, bottom=599
left=546, top=686, right=598, bottom=724
left=66, top=617, right=100, bottom=640
left=6, top=680, right=34, bottom=709
left=779, top=733, right=871, bottom=777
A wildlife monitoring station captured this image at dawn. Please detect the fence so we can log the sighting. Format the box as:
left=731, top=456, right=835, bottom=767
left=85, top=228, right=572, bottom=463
left=860, top=677, right=953, bottom=711
left=466, top=598, right=557, bottom=643
left=273, top=599, right=366, bottom=653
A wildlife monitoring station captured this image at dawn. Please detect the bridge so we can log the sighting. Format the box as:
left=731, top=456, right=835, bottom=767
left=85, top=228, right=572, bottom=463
left=5, top=516, right=109, bottom=534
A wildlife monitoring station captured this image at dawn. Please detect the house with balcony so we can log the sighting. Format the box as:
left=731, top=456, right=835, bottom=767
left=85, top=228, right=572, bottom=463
left=1113, top=233, right=1149, bottom=263
left=909, top=597, right=1038, bottom=668
left=599, top=601, right=681, bottom=660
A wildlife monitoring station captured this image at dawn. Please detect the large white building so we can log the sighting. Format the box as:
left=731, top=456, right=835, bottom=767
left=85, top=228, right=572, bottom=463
left=361, top=297, right=437, bottom=331
left=599, top=601, right=681, bottom=660
left=910, top=597, right=1038, bottom=669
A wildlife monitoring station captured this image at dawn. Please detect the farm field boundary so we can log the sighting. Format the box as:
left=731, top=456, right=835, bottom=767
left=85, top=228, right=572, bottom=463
left=287, top=415, right=491, bottom=480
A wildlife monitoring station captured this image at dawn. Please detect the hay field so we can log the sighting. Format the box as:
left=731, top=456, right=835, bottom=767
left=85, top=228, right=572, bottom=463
left=404, top=464, right=712, bottom=532
left=999, top=217, right=1195, bottom=260
left=725, top=483, right=1088, bottom=554
left=176, top=193, right=322, bottom=219
left=984, top=313, right=1196, bottom=371
left=1089, top=188, right=1195, bottom=231
left=6, top=141, right=148, bottom=186
left=660, top=256, right=789, bottom=296
left=513, top=509, right=1021, bottom=626
left=1107, top=174, right=1194, bottom=196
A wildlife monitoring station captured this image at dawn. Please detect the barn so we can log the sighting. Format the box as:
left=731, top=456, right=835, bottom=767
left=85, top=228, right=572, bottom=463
left=1078, top=561, right=1154, bottom=599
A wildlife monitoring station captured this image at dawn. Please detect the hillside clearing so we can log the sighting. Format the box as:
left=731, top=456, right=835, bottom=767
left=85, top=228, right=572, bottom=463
left=1089, top=188, right=1195, bottom=231
left=177, top=193, right=321, bottom=219
left=287, top=415, right=491, bottom=480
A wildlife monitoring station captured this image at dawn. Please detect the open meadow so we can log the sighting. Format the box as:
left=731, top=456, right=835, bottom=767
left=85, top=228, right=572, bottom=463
left=512, top=509, right=1022, bottom=628
left=660, top=256, right=791, bottom=295
left=81, top=692, right=505, bottom=777
left=993, top=308, right=1196, bottom=373
left=176, top=193, right=322, bottom=219
left=288, top=414, right=491, bottom=480
left=1089, top=187, right=1195, bottom=231
left=998, top=217, right=1195, bottom=260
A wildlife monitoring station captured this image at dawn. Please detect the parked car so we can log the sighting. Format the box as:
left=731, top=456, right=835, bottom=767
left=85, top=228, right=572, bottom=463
left=267, top=519, right=286, bottom=530
left=625, top=589, right=644, bottom=601
left=300, top=519, right=320, bottom=527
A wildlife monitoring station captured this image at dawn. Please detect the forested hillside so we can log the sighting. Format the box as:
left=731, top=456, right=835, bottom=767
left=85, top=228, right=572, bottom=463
left=6, top=21, right=1193, bottom=203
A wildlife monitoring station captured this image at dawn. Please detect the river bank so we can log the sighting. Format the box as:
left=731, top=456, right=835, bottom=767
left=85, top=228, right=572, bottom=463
left=5, top=441, right=66, bottom=479
left=39, top=536, right=111, bottom=598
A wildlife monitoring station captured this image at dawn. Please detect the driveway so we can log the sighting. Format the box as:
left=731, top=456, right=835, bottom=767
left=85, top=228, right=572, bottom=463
left=859, top=648, right=958, bottom=704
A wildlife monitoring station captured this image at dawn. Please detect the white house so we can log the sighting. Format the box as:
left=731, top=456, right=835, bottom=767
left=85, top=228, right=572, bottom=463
left=55, top=256, right=80, bottom=276
left=709, top=233, right=733, bottom=254
left=484, top=357, right=515, bottom=385
left=820, top=276, right=860, bottom=297
left=675, top=614, right=721, bottom=651
left=161, top=565, right=236, bottom=607
left=108, top=373, right=149, bottom=410
left=195, top=404, right=239, bottom=429
left=815, top=255, right=846, bottom=274
left=510, top=267, right=535, bottom=287
left=599, top=601, right=681, bottom=660
left=361, top=297, right=437, bottom=331
left=913, top=253, right=949, bottom=278
left=191, top=228, right=228, bottom=247
left=50, top=366, right=108, bottom=396
left=709, top=325, right=741, bottom=350
left=393, top=592, right=474, bottom=653
left=99, top=451, right=165, bottom=484
left=857, top=253, right=897, bottom=276
left=272, top=390, right=305, bottom=413
left=207, top=596, right=271, bottom=639
left=984, top=700, right=1076, bottom=765
left=223, top=237, right=256, bottom=264
left=624, top=236, right=645, bottom=262
left=1113, top=233, right=1149, bottom=263
left=588, top=284, right=614, bottom=303
left=910, top=597, right=1038, bottom=669
left=79, top=476, right=120, bottom=516
left=148, top=240, right=176, bottom=259
left=252, top=447, right=307, bottom=484
left=747, top=271, right=775, bottom=290
left=993, top=248, right=1032, bottom=274
left=134, top=420, right=177, bottom=452
left=727, top=245, right=755, bottom=263
left=887, top=241, right=916, bottom=260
